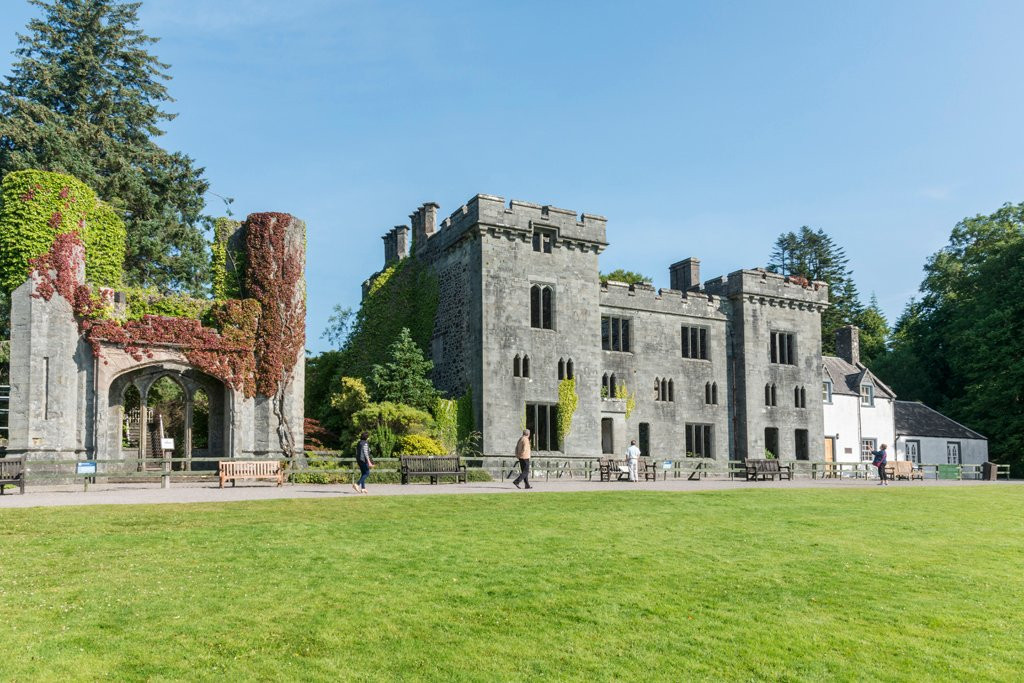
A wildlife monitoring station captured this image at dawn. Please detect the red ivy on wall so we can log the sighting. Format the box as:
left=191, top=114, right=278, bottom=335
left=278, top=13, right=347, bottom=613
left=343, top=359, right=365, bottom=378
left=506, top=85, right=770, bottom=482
left=243, top=212, right=306, bottom=398
left=29, top=231, right=261, bottom=393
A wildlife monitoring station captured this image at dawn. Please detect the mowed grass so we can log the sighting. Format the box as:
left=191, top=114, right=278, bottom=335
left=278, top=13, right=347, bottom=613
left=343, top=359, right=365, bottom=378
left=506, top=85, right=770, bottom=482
left=2, top=487, right=1024, bottom=681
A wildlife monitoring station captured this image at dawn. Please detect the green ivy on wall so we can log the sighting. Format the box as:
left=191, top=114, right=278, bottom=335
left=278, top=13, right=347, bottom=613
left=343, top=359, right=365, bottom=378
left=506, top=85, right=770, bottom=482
left=0, top=170, right=125, bottom=295
left=557, top=377, right=578, bottom=444
left=123, top=287, right=215, bottom=321
left=211, top=217, right=243, bottom=300
left=339, top=257, right=439, bottom=383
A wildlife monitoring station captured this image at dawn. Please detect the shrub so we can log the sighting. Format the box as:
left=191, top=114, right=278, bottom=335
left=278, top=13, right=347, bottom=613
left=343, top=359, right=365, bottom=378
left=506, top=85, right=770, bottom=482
left=396, top=433, right=447, bottom=456
left=351, top=401, right=432, bottom=436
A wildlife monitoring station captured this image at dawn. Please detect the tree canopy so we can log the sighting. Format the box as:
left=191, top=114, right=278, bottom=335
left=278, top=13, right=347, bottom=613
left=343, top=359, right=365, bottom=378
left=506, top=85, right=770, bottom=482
left=369, top=327, right=439, bottom=412
left=0, top=0, right=210, bottom=295
left=600, top=269, right=652, bottom=285
left=872, top=202, right=1024, bottom=474
left=767, top=226, right=873, bottom=354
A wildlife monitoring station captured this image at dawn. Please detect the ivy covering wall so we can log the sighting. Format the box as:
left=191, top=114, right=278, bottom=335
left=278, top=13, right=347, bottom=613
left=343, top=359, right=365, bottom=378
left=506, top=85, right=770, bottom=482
left=338, top=257, right=439, bottom=382
left=0, top=170, right=125, bottom=295
left=211, top=217, right=243, bottom=300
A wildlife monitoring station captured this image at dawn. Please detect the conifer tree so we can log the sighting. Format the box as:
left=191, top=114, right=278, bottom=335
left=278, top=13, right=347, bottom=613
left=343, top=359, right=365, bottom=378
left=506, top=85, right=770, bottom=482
left=0, top=0, right=210, bottom=295
left=856, top=294, right=889, bottom=366
left=767, top=226, right=864, bottom=353
left=369, top=328, right=439, bottom=412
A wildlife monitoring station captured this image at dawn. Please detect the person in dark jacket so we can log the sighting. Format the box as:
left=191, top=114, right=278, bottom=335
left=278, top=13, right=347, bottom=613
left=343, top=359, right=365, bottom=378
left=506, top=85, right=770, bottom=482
left=871, top=444, right=889, bottom=486
left=353, top=432, right=374, bottom=494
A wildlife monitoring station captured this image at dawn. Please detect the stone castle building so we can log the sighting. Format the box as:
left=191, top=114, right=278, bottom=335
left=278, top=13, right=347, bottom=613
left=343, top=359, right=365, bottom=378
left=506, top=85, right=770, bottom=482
left=368, top=194, right=829, bottom=461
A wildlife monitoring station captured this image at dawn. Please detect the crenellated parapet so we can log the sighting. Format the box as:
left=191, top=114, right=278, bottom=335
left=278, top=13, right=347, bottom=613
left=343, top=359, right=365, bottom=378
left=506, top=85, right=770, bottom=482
left=703, top=268, right=829, bottom=312
left=599, top=279, right=727, bottom=320
left=382, top=225, right=409, bottom=265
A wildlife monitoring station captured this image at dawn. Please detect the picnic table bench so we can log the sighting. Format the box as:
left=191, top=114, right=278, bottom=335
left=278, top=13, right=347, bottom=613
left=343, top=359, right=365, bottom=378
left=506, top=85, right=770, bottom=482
left=218, top=460, right=285, bottom=488
left=399, top=456, right=466, bottom=485
left=0, top=456, right=26, bottom=494
left=744, top=458, right=793, bottom=481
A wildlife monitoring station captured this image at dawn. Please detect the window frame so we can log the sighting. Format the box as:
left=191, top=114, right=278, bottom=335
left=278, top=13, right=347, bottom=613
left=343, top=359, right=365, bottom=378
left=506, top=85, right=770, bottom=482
left=525, top=402, right=561, bottom=452
left=822, top=380, right=833, bottom=404
left=860, top=438, right=877, bottom=462
left=860, top=384, right=874, bottom=407
left=769, top=331, right=797, bottom=365
left=685, top=423, right=714, bottom=458
left=601, top=315, right=632, bottom=353
left=530, top=284, right=554, bottom=330
left=681, top=325, right=710, bottom=360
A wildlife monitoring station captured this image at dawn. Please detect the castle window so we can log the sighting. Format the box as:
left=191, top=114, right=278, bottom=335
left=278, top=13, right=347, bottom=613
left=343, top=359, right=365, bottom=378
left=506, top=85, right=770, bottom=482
left=705, top=381, right=719, bottom=405
left=532, top=230, right=553, bottom=254
left=602, top=373, right=611, bottom=398
left=765, top=383, right=777, bottom=407
left=770, top=331, right=796, bottom=365
left=860, top=384, right=874, bottom=407
left=522, top=355, right=531, bottom=378
left=513, top=355, right=522, bottom=377
left=558, top=358, right=566, bottom=380
left=525, top=403, right=560, bottom=452
left=712, top=382, right=718, bottom=405
left=530, top=285, right=554, bottom=329
left=794, top=385, right=807, bottom=408
left=601, top=316, right=631, bottom=352
left=685, top=423, right=713, bottom=458
left=566, top=359, right=574, bottom=380
left=681, top=325, right=709, bottom=360
left=655, top=378, right=674, bottom=402
left=823, top=380, right=833, bottom=404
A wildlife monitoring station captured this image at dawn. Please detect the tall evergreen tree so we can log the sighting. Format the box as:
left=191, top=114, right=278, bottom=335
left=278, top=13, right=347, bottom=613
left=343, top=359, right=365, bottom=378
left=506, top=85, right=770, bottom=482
left=855, top=294, right=889, bottom=366
left=0, top=0, right=210, bottom=294
left=767, top=226, right=864, bottom=353
left=369, top=327, right=439, bottom=412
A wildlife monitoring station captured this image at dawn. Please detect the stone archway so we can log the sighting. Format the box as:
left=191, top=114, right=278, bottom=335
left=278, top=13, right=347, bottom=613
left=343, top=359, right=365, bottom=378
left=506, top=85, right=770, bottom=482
left=107, top=364, right=228, bottom=473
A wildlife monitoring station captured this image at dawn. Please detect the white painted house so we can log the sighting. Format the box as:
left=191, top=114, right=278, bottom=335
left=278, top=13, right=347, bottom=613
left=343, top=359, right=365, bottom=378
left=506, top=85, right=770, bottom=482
left=894, top=400, right=988, bottom=465
left=821, top=326, right=897, bottom=463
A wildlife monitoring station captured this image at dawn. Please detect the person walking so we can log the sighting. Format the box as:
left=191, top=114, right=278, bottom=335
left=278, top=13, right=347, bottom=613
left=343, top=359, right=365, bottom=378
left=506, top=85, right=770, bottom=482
left=353, top=431, right=374, bottom=494
left=513, top=429, right=532, bottom=489
left=625, top=439, right=641, bottom=482
left=871, top=443, right=889, bottom=486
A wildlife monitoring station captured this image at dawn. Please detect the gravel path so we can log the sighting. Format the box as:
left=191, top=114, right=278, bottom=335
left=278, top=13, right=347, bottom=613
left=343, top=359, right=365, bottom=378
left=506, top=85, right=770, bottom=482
left=0, top=477, right=1018, bottom=509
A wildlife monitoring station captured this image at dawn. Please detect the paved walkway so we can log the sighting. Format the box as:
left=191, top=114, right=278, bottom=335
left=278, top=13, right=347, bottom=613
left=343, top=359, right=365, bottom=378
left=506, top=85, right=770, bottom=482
left=0, top=477, right=1018, bottom=509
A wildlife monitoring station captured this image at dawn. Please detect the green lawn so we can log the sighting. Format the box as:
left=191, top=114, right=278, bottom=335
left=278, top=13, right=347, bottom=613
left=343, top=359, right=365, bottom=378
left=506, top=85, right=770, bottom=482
left=2, top=487, right=1023, bottom=681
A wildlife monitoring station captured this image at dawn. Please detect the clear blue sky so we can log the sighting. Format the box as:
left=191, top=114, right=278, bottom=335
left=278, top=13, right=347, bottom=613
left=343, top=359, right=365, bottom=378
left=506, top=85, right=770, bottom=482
left=3, top=0, right=1023, bottom=353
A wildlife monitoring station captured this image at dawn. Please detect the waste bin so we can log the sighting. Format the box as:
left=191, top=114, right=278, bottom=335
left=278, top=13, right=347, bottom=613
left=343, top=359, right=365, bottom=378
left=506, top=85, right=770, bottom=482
left=982, top=462, right=998, bottom=480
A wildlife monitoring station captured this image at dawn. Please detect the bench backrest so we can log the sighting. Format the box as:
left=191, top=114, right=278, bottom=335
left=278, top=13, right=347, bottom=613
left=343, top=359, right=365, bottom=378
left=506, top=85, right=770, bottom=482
left=219, top=461, right=282, bottom=476
left=0, top=456, right=25, bottom=479
left=400, top=456, right=461, bottom=473
left=745, top=459, right=780, bottom=473
left=892, top=461, right=913, bottom=477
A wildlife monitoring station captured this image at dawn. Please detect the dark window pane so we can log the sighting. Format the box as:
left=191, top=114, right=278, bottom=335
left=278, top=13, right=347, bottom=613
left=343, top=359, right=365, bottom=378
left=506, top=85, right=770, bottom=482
left=682, top=326, right=690, bottom=357
left=549, top=405, right=559, bottom=451
left=514, top=356, right=520, bottom=377
left=699, top=328, right=708, bottom=359
left=567, top=359, right=574, bottom=379
left=621, top=319, right=630, bottom=351
left=530, top=286, right=540, bottom=328
left=542, top=287, right=552, bottom=329
left=526, top=404, right=537, bottom=449
left=611, top=317, right=620, bottom=350
left=537, top=404, right=549, bottom=451
left=543, top=234, right=552, bottom=254
left=532, top=233, right=541, bottom=252
left=601, top=317, right=610, bottom=350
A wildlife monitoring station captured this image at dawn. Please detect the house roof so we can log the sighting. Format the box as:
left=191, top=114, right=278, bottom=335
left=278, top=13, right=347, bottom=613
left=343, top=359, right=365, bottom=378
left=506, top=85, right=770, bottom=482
left=821, top=356, right=896, bottom=399
left=894, top=400, right=987, bottom=440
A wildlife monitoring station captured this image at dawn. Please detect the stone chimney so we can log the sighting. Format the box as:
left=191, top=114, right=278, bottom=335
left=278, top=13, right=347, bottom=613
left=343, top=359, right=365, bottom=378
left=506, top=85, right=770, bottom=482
left=410, top=202, right=440, bottom=252
left=836, top=325, right=860, bottom=365
left=669, top=257, right=701, bottom=291
left=382, top=225, right=409, bottom=266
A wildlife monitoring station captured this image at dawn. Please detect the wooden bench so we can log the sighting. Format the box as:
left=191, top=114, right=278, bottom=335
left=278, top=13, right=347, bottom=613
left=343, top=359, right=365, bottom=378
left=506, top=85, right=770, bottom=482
left=0, top=456, right=26, bottom=495
left=218, top=460, right=284, bottom=488
left=637, top=458, right=658, bottom=481
left=886, top=461, right=923, bottom=481
left=744, top=458, right=793, bottom=481
left=399, top=456, right=466, bottom=485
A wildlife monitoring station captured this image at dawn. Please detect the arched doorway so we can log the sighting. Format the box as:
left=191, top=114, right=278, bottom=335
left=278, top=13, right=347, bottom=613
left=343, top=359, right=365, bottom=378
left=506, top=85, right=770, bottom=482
left=147, top=375, right=186, bottom=470
left=108, top=365, right=228, bottom=474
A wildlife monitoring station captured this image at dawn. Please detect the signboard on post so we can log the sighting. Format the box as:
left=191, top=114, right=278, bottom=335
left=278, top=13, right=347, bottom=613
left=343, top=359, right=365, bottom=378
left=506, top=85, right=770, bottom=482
left=76, top=461, right=97, bottom=475
left=161, top=438, right=175, bottom=451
